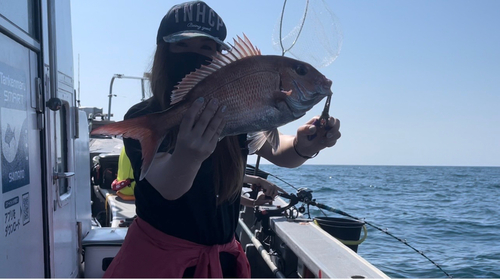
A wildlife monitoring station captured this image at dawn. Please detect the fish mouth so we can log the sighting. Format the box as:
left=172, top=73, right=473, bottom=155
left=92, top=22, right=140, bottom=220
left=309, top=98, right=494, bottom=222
left=285, top=80, right=328, bottom=117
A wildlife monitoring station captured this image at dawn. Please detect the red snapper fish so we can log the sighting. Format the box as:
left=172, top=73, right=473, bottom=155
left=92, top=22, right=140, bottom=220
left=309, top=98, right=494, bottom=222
left=91, top=35, right=332, bottom=180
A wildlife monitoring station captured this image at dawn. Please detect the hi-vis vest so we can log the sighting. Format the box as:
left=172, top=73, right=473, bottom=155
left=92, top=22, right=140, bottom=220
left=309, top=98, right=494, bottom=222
left=112, top=147, right=136, bottom=197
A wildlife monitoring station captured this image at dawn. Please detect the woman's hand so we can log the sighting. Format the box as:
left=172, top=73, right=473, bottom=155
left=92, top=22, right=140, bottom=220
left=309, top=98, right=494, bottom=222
left=146, top=97, right=226, bottom=200
left=294, top=116, right=341, bottom=158
left=244, top=174, right=286, bottom=200
left=253, top=193, right=273, bottom=206
left=173, top=97, right=226, bottom=162
left=256, top=177, right=284, bottom=199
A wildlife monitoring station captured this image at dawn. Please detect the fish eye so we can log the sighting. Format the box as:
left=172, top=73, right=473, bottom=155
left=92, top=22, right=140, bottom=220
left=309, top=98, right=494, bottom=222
left=295, top=64, right=308, bottom=76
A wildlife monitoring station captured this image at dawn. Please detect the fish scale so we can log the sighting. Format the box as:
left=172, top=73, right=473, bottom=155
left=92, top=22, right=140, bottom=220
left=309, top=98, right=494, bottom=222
left=92, top=34, right=332, bottom=180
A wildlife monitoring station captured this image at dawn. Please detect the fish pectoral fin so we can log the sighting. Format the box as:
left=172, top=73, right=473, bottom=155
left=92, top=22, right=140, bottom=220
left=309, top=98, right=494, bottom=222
left=266, top=128, right=281, bottom=153
left=247, top=129, right=280, bottom=154
left=247, top=132, right=267, bottom=155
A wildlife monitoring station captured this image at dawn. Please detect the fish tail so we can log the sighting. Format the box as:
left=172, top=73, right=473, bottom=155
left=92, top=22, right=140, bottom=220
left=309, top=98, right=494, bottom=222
left=91, top=113, right=173, bottom=180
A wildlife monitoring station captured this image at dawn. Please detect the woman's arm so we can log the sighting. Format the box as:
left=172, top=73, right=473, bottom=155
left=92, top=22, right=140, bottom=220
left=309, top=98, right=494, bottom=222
left=240, top=193, right=275, bottom=207
left=240, top=174, right=287, bottom=207
left=243, top=174, right=285, bottom=198
left=256, top=116, right=341, bottom=168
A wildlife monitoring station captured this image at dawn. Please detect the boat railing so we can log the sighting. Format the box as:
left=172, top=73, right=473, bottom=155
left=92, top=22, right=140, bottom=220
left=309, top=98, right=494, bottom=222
left=107, top=73, right=150, bottom=120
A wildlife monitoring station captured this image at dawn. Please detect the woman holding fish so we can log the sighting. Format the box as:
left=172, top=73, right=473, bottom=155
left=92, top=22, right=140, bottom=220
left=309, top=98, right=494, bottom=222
left=101, top=1, right=341, bottom=278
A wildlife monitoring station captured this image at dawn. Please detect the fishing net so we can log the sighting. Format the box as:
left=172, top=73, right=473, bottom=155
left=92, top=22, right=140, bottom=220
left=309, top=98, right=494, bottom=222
left=272, top=0, right=343, bottom=68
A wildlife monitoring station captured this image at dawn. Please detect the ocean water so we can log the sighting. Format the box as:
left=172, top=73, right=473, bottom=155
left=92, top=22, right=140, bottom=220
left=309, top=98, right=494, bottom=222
left=257, top=165, right=500, bottom=278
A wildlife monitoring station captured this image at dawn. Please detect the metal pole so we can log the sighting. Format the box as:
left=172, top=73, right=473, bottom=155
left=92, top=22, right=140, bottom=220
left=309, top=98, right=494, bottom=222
left=140, top=79, right=145, bottom=101
left=47, top=0, right=58, bottom=101
left=107, top=75, right=117, bottom=120
left=238, top=219, right=285, bottom=278
left=254, top=155, right=261, bottom=176
left=77, top=54, right=81, bottom=107
left=108, top=74, right=149, bottom=119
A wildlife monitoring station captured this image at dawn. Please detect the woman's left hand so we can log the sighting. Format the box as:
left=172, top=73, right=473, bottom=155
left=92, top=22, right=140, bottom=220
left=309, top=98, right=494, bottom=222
left=293, top=116, right=341, bottom=158
left=257, top=178, right=285, bottom=199
left=254, top=194, right=273, bottom=206
left=246, top=175, right=286, bottom=199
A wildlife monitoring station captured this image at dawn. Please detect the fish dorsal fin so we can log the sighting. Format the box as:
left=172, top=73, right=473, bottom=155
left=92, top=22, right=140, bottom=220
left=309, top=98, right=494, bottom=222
left=170, top=34, right=261, bottom=105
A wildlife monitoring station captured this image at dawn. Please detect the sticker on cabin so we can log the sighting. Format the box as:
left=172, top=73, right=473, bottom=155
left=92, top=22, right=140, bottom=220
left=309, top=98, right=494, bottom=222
left=0, top=62, right=30, bottom=193
left=3, top=194, right=21, bottom=237
left=21, top=192, right=29, bottom=225
left=2, top=193, right=28, bottom=237
left=4, top=196, right=19, bottom=209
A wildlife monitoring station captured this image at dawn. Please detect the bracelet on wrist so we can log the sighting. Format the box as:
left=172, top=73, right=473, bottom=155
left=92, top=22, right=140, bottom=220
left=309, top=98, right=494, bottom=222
left=293, top=138, right=319, bottom=159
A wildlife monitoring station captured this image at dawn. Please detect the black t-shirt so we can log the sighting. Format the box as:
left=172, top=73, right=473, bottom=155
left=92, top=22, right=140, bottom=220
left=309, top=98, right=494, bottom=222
left=123, top=99, right=248, bottom=246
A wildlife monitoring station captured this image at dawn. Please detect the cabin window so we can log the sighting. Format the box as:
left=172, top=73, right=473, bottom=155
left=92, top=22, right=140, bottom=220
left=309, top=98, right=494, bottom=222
left=55, top=106, right=69, bottom=196
left=0, top=0, right=38, bottom=38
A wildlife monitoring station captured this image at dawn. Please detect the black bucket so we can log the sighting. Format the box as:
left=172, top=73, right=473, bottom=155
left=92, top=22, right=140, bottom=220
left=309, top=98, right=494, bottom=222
left=314, top=217, right=367, bottom=252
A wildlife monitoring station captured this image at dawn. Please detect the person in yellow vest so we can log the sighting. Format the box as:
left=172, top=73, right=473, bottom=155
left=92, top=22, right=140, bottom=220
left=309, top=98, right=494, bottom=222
left=111, top=147, right=136, bottom=201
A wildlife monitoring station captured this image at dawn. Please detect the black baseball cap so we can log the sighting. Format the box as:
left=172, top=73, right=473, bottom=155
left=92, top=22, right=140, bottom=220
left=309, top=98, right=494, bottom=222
left=156, top=1, right=230, bottom=50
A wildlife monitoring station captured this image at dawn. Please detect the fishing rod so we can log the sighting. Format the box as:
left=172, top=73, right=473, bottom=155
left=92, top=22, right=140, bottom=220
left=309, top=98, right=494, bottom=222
left=255, top=170, right=453, bottom=278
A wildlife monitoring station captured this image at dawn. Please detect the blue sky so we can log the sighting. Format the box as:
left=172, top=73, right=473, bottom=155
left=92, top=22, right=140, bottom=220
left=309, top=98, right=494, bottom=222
left=71, top=0, right=499, bottom=167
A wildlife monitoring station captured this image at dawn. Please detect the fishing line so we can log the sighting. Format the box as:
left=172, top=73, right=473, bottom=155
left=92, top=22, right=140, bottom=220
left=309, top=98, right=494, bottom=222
left=265, top=172, right=299, bottom=191
left=312, top=202, right=453, bottom=278
left=264, top=170, right=453, bottom=278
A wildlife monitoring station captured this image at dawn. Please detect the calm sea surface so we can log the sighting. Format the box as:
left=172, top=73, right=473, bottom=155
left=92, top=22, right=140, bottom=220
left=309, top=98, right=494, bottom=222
left=257, top=165, right=500, bottom=278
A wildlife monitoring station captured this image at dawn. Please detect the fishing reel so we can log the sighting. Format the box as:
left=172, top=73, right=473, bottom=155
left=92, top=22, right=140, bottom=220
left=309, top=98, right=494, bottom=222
left=254, top=187, right=315, bottom=216
left=277, top=187, right=314, bottom=214
left=252, top=187, right=316, bottom=236
left=295, top=188, right=314, bottom=204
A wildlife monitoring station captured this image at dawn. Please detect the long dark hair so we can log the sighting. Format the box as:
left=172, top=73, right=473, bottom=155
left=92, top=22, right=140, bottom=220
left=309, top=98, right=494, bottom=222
left=149, top=43, right=244, bottom=205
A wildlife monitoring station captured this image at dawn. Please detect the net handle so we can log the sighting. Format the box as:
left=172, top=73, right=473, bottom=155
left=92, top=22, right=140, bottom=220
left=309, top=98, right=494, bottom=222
left=279, top=0, right=310, bottom=56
